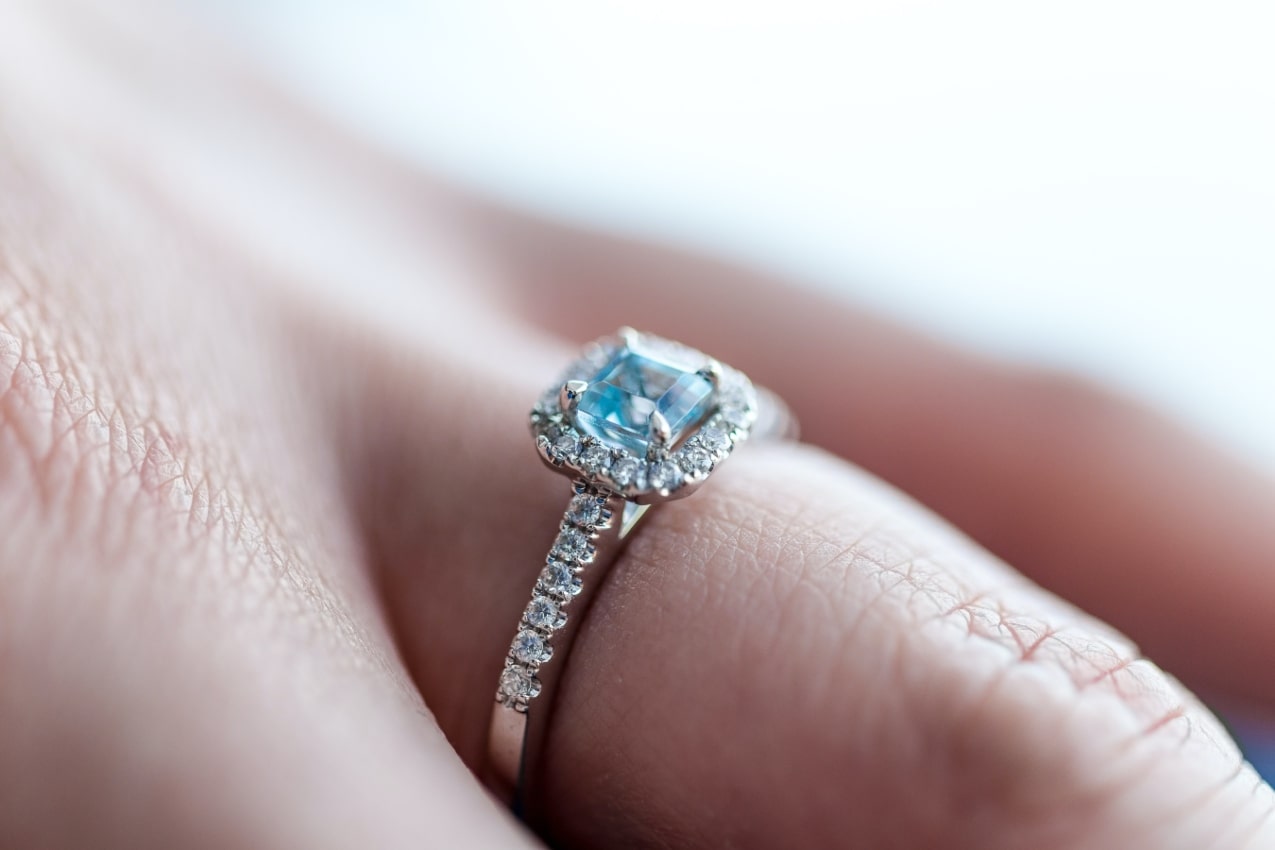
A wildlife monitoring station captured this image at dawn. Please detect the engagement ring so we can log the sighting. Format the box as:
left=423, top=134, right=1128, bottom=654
left=486, top=327, right=797, bottom=813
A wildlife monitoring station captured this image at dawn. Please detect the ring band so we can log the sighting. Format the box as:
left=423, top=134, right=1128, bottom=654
left=485, top=328, right=797, bottom=814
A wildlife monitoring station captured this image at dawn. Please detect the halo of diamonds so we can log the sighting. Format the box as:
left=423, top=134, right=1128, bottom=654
left=529, top=330, right=759, bottom=500
left=496, top=482, right=612, bottom=711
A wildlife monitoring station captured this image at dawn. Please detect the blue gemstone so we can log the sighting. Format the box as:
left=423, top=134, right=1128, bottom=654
left=575, top=340, right=714, bottom=455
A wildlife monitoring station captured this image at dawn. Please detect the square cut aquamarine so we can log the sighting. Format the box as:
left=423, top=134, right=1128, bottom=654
left=575, top=341, right=714, bottom=455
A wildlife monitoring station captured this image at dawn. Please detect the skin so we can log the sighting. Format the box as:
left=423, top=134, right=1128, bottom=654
left=1, top=1, right=1273, bottom=847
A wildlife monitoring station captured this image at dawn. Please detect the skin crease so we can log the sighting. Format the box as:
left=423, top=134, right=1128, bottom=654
left=1, top=1, right=1273, bottom=849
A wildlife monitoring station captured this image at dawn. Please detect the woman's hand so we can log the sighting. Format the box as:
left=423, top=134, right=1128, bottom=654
left=1, top=2, right=1272, bottom=848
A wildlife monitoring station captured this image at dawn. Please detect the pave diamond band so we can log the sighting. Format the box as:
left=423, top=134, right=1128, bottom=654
left=496, top=485, right=609, bottom=711
left=485, top=328, right=796, bottom=813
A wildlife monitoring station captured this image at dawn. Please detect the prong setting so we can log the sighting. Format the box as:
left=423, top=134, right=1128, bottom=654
left=698, top=357, right=723, bottom=388
left=558, top=379, right=588, bottom=415
left=646, top=409, right=672, bottom=460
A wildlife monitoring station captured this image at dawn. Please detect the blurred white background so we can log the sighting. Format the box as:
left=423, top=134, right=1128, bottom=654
left=203, top=0, right=1274, bottom=468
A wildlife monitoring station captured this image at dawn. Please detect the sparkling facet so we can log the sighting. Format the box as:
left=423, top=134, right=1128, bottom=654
left=679, top=445, right=713, bottom=476
left=610, top=455, right=645, bottom=488
left=552, top=527, right=591, bottom=562
left=542, top=561, right=580, bottom=597
left=700, top=425, right=732, bottom=455
left=578, top=443, right=612, bottom=475
left=717, top=386, right=752, bottom=429
left=575, top=340, right=714, bottom=455
left=500, top=665, right=538, bottom=699
left=513, top=629, right=550, bottom=664
left=550, top=432, right=580, bottom=462
left=649, top=460, right=684, bottom=491
left=567, top=494, right=603, bottom=527
left=526, top=595, right=561, bottom=629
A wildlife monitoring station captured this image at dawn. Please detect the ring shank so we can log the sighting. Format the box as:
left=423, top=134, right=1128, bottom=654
left=486, top=483, right=634, bottom=815
left=485, top=702, right=527, bottom=803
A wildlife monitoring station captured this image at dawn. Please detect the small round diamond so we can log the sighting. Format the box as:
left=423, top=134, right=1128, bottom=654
left=552, top=526, right=591, bottom=562
left=513, top=629, right=550, bottom=664
left=700, top=425, right=732, bottom=455
left=649, top=460, right=684, bottom=491
left=526, top=595, right=561, bottom=629
left=720, top=406, right=750, bottom=429
left=679, top=445, right=713, bottom=476
left=499, top=665, right=540, bottom=700
left=542, top=561, right=580, bottom=597
left=550, top=432, right=581, bottom=462
left=578, top=443, right=612, bottom=475
left=567, top=494, right=603, bottom=527
left=717, top=386, right=752, bottom=429
left=535, top=387, right=560, bottom=417
left=610, top=455, right=645, bottom=488
left=718, top=384, right=749, bottom=406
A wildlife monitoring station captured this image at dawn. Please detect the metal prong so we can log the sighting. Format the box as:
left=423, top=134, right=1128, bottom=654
left=618, top=326, right=638, bottom=347
left=647, top=409, right=672, bottom=459
left=698, top=358, right=723, bottom=387
left=559, top=380, right=588, bottom=413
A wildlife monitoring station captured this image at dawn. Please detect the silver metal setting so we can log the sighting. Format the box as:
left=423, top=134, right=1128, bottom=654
left=557, top=379, right=588, bottom=415
left=487, top=328, right=796, bottom=810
